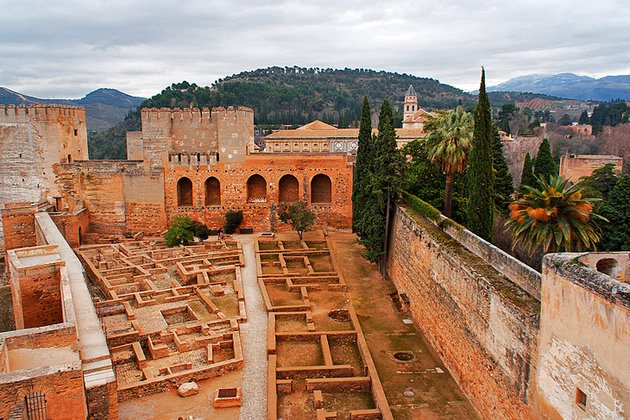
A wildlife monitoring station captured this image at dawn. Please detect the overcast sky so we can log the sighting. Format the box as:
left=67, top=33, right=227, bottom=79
left=2, top=0, right=629, bottom=99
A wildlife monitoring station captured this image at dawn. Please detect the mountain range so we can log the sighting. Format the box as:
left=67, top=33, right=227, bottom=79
left=486, top=73, right=630, bottom=102
left=0, top=87, right=146, bottom=132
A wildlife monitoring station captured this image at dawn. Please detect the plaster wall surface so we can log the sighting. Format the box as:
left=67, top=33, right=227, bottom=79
left=533, top=254, right=630, bottom=419
left=386, top=205, right=540, bottom=419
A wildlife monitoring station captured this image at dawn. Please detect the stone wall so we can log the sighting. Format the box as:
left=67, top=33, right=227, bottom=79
left=559, top=154, right=623, bottom=182
left=0, top=105, right=87, bottom=252
left=532, top=253, right=630, bottom=419
left=56, top=160, right=167, bottom=236
left=127, top=106, right=255, bottom=167
left=386, top=205, right=540, bottom=419
left=1, top=205, right=38, bottom=251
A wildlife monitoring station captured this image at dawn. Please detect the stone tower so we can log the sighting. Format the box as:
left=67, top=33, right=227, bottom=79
left=403, top=85, right=418, bottom=121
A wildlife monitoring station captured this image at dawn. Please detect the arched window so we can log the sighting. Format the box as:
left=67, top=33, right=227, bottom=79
left=177, top=177, right=193, bottom=207
left=596, top=258, right=619, bottom=278
left=247, top=174, right=267, bottom=203
left=279, top=175, right=299, bottom=203
left=311, top=174, right=332, bottom=204
left=205, top=177, right=221, bottom=206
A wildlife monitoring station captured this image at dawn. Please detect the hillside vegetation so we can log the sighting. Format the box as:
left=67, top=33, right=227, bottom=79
left=87, top=66, right=594, bottom=159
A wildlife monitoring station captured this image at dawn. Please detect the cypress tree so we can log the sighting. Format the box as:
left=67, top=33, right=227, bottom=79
left=357, top=100, right=404, bottom=264
left=491, top=125, right=514, bottom=214
left=352, top=97, right=373, bottom=235
left=578, top=110, right=590, bottom=125
left=520, top=153, right=535, bottom=189
left=467, top=68, right=494, bottom=241
left=598, top=174, right=630, bottom=251
left=533, top=138, right=557, bottom=181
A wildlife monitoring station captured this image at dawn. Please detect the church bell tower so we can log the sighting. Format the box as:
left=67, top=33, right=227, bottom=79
left=404, top=85, right=418, bottom=121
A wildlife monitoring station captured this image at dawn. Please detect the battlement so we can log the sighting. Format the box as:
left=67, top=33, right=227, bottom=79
left=141, top=106, right=253, bottom=125
left=0, top=104, right=86, bottom=123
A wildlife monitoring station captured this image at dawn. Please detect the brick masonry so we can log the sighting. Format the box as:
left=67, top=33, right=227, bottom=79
left=386, top=205, right=540, bottom=419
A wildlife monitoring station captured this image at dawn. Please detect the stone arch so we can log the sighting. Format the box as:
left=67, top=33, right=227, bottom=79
left=596, top=258, right=619, bottom=278
left=279, top=174, right=299, bottom=203
left=205, top=177, right=221, bottom=206
left=177, top=177, right=193, bottom=207
left=311, top=174, right=332, bottom=204
left=247, top=174, right=267, bottom=203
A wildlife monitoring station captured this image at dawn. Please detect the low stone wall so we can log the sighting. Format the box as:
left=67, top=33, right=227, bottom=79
left=386, top=205, right=540, bottom=419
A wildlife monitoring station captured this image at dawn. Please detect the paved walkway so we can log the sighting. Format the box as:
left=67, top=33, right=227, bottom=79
left=237, top=236, right=268, bottom=420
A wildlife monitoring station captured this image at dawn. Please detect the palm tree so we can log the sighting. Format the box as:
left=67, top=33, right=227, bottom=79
left=506, top=175, right=606, bottom=254
left=425, top=106, right=473, bottom=217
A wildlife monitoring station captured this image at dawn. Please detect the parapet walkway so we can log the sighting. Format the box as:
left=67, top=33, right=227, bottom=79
left=238, top=236, right=268, bottom=419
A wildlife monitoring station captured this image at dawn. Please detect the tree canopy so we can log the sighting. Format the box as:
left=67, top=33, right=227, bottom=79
left=533, top=138, right=558, bottom=181
left=598, top=174, right=630, bottom=251
left=279, top=201, right=315, bottom=240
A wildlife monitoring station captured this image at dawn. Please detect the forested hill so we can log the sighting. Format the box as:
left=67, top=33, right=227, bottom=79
left=89, top=66, right=477, bottom=159
left=144, top=67, right=476, bottom=125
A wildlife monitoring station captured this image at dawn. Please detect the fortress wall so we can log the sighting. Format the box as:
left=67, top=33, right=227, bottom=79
left=56, top=161, right=166, bottom=237
left=559, top=154, right=623, bottom=182
left=0, top=105, right=87, bottom=252
left=215, top=106, right=255, bottom=162
left=386, top=206, right=540, bottom=419
left=532, top=254, right=630, bottom=419
left=164, top=153, right=353, bottom=232
left=132, top=107, right=253, bottom=166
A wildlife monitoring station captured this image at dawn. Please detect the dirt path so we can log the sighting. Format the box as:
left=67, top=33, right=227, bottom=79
left=328, top=232, right=478, bottom=420
left=238, top=236, right=268, bottom=420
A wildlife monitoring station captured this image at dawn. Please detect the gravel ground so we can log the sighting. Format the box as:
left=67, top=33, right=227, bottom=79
left=238, top=236, right=268, bottom=420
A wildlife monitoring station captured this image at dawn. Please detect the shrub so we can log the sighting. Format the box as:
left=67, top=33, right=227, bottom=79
left=190, top=220, right=211, bottom=240
left=165, top=216, right=194, bottom=247
left=224, top=210, right=244, bottom=234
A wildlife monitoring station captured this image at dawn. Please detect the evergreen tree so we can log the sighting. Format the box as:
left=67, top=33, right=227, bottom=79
left=467, top=68, right=494, bottom=241
left=352, top=97, right=373, bottom=235
left=491, top=126, right=514, bottom=214
left=357, top=100, right=404, bottom=264
left=533, top=138, right=557, bottom=181
left=598, top=175, right=630, bottom=251
left=520, top=153, right=536, bottom=190
left=578, top=110, right=590, bottom=125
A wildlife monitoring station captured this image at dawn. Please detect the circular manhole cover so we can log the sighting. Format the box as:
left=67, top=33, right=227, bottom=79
left=403, top=390, right=415, bottom=398
left=327, top=309, right=350, bottom=322
left=393, top=351, right=415, bottom=361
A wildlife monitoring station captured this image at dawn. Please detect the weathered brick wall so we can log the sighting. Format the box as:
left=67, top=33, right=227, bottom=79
left=1, top=206, right=38, bottom=251
left=15, top=266, right=63, bottom=329
left=386, top=206, right=540, bottom=419
left=165, top=153, right=353, bottom=231
left=56, top=161, right=167, bottom=236
left=86, top=379, right=119, bottom=420
left=532, top=254, right=630, bottom=419
left=129, top=106, right=254, bottom=166
left=0, top=367, right=87, bottom=419
left=0, top=105, right=87, bottom=252
left=50, top=209, right=90, bottom=247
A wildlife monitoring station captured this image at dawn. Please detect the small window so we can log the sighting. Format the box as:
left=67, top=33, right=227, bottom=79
left=25, top=392, right=47, bottom=419
left=67, top=154, right=72, bottom=163
left=575, top=388, right=587, bottom=410
left=73, top=129, right=78, bottom=136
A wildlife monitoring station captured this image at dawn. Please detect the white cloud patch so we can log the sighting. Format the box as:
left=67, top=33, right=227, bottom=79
left=0, top=0, right=629, bottom=98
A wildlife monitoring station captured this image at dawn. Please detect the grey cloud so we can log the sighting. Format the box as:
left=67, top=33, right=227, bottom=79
left=0, top=0, right=628, bottom=97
